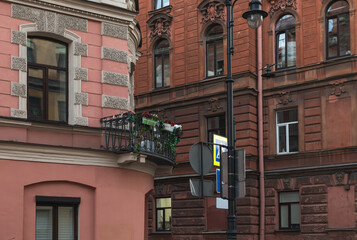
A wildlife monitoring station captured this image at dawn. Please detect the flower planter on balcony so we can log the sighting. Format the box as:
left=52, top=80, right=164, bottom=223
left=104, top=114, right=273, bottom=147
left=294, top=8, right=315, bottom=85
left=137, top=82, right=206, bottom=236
left=163, top=123, right=174, bottom=132
left=142, top=117, right=157, bottom=126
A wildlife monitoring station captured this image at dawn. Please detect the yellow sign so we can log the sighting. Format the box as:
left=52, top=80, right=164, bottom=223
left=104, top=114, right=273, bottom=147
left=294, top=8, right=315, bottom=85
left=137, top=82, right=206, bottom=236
left=213, top=134, right=227, bottom=167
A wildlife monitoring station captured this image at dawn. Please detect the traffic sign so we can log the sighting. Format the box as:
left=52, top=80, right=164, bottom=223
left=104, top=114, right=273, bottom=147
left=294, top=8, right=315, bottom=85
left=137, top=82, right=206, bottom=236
left=213, top=134, right=227, bottom=166
left=189, top=142, right=213, bottom=175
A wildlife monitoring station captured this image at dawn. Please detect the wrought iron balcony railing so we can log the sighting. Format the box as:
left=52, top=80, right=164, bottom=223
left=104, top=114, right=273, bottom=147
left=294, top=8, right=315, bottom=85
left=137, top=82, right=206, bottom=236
left=101, top=114, right=181, bottom=165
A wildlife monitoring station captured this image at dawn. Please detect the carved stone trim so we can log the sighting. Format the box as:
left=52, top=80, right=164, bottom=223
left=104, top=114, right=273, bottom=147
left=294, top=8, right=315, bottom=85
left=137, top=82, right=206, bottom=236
left=198, top=0, right=225, bottom=24
left=75, top=93, right=88, bottom=106
left=278, top=90, right=292, bottom=105
left=102, top=71, right=129, bottom=86
left=102, top=95, right=128, bottom=110
left=11, top=56, right=27, bottom=72
left=207, top=97, right=223, bottom=112
left=268, top=0, right=297, bottom=17
left=11, top=30, right=27, bottom=46
left=11, top=82, right=27, bottom=97
left=74, top=68, right=88, bottom=81
left=147, top=13, right=172, bottom=40
left=102, top=22, right=128, bottom=40
left=335, top=172, right=345, bottom=185
left=74, top=42, right=88, bottom=56
left=102, top=47, right=128, bottom=63
left=329, top=80, right=346, bottom=97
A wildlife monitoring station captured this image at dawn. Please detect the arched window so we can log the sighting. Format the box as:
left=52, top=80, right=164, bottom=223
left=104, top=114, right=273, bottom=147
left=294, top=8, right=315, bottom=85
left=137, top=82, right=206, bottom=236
left=27, top=37, right=68, bottom=122
left=154, top=39, right=170, bottom=88
left=206, top=25, right=224, bottom=78
left=275, top=14, right=296, bottom=69
left=326, top=0, right=350, bottom=58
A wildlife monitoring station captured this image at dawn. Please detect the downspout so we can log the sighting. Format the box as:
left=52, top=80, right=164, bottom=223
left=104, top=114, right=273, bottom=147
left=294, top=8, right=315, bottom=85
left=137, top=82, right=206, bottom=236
left=257, top=25, right=265, bottom=240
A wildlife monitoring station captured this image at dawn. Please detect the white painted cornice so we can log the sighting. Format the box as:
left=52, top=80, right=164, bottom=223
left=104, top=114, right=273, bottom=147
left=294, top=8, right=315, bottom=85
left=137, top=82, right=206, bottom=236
left=5, top=0, right=137, bottom=24
left=0, top=142, right=160, bottom=176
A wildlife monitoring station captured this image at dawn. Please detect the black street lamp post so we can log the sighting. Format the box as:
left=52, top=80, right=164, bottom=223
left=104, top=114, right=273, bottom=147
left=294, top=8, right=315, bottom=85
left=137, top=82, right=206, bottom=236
left=225, top=0, right=267, bottom=239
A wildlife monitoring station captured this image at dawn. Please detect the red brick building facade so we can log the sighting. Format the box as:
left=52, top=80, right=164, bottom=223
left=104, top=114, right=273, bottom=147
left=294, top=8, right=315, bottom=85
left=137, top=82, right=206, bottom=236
left=135, top=0, right=357, bottom=239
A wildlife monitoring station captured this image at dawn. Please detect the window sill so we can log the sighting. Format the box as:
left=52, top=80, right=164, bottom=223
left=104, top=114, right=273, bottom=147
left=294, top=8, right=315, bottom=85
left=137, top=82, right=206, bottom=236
left=273, top=66, right=297, bottom=74
left=275, top=229, right=300, bottom=233
left=277, top=151, right=298, bottom=156
left=323, top=54, right=353, bottom=64
left=148, top=5, right=173, bottom=15
left=149, top=231, right=171, bottom=235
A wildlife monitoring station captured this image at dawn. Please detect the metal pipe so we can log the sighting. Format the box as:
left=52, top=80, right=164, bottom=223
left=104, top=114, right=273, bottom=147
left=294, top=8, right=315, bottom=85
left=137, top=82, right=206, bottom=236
left=257, top=24, right=265, bottom=240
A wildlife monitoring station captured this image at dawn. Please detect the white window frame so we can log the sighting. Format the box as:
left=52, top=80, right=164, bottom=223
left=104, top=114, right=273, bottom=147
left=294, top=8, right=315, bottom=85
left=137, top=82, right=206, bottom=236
left=276, top=110, right=298, bottom=154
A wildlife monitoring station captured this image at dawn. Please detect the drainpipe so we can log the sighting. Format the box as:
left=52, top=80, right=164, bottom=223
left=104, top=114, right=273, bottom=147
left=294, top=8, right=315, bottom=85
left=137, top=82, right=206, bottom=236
left=257, top=25, right=265, bottom=240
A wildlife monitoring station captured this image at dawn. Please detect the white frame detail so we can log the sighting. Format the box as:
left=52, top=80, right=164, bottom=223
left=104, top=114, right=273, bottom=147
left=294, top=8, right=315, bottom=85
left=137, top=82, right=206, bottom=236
left=276, top=109, right=298, bottom=154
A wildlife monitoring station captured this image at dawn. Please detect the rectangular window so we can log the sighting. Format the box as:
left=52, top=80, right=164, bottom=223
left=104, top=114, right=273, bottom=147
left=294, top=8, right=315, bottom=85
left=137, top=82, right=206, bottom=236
left=279, top=192, right=300, bottom=230
left=36, top=196, right=80, bottom=240
left=207, top=115, right=226, bottom=143
left=276, top=109, right=298, bottom=154
left=154, top=0, right=169, bottom=10
left=156, top=197, right=171, bottom=231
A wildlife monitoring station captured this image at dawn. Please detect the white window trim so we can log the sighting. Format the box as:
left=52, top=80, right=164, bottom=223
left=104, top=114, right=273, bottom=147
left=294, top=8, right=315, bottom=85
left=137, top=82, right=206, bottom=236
left=276, top=112, right=298, bottom=155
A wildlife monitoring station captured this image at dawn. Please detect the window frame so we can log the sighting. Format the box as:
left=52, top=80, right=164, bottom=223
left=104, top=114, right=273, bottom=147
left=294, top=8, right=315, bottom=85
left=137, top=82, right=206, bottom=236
left=325, top=0, right=350, bottom=59
left=153, top=0, right=170, bottom=10
left=278, top=191, right=300, bottom=231
left=155, top=197, right=172, bottom=232
left=275, top=14, right=296, bottom=70
left=205, top=25, right=224, bottom=78
left=154, top=39, right=170, bottom=89
left=27, top=37, right=69, bottom=123
left=36, top=196, right=80, bottom=240
left=276, top=109, right=298, bottom=154
left=207, top=114, right=226, bottom=143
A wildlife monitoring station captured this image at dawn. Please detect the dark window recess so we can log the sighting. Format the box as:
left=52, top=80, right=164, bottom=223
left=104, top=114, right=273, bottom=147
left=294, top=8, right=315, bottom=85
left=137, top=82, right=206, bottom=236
left=275, top=14, right=296, bottom=69
left=279, top=192, right=300, bottom=230
left=156, top=197, right=171, bottom=231
left=36, top=196, right=80, bottom=240
left=206, top=25, right=224, bottom=78
left=154, top=39, right=170, bottom=88
left=326, top=1, right=350, bottom=58
left=27, top=37, right=68, bottom=123
left=154, top=0, right=169, bottom=10
left=207, top=115, right=226, bottom=143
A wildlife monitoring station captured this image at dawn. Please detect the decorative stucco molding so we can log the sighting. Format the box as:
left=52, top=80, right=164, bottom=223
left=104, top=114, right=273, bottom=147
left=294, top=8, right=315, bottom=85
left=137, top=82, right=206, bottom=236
left=147, top=13, right=172, bottom=40
left=102, top=47, right=128, bottom=63
left=268, top=0, right=297, bottom=17
left=11, top=30, right=26, bottom=46
left=102, top=22, right=128, bottom=40
left=75, top=93, right=88, bottom=106
left=102, top=71, right=129, bottom=86
left=102, top=95, right=128, bottom=109
left=198, top=0, right=225, bottom=24
left=74, top=68, right=88, bottom=81
left=207, top=97, right=223, bottom=112
left=74, top=42, right=88, bottom=56
left=11, top=56, right=27, bottom=72
left=74, top=117, right=88, bottom=126
left=329, top=80, right=347, bottom=97
left=278, top=90, right=293, bottom=105
left=11, top=4, right=88, bottom=35
left=11, top=83, right=27, bottom=97
left=10, top=109, right=26, bottom=119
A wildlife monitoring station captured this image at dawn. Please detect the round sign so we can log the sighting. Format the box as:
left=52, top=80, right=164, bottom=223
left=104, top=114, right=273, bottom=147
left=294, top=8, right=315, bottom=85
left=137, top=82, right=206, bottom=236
left=189, top=142, right=213, bottom=175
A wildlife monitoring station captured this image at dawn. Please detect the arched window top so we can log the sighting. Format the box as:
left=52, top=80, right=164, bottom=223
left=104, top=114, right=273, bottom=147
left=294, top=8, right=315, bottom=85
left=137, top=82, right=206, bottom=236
left=206, top=24, right=223, bottom=41
left=326, top=1, right=349, bottom=17
left=27, top=37, right=67, bottom=68
left=276, top=14, right=296, bottom=32
left=154, top=39, right=169, bottom=54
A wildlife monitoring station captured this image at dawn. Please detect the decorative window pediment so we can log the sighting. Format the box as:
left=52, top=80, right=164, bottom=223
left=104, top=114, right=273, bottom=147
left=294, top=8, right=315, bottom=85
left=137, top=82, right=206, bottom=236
left=268, top=0, right=297, bottom=17
left=198, top=0, right=225, bottom=24
left=147, top=13, right=172, bottom=40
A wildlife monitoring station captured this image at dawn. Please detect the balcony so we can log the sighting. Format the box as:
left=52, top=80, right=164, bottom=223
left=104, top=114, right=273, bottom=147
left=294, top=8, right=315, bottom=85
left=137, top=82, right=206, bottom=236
left=100, top=112, right=182, bottom=166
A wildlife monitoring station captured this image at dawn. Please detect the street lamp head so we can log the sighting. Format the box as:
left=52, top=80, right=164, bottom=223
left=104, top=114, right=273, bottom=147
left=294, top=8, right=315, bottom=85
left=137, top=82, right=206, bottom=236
left=242, top=0, right=268, bottom=29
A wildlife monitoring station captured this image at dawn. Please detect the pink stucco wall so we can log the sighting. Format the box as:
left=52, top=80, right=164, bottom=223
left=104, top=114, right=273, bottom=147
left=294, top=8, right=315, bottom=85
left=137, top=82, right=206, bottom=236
left=0, top=159, right=153, bottom=240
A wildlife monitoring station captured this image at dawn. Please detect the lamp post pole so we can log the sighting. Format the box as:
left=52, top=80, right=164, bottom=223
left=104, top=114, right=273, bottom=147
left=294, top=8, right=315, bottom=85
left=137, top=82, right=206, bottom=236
left=225, top=0, right=267, bottom=239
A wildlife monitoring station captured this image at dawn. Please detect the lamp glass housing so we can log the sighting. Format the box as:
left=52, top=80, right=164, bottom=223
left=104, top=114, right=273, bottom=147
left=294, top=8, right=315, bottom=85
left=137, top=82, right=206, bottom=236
left=246, top=13, right=263, bottom=29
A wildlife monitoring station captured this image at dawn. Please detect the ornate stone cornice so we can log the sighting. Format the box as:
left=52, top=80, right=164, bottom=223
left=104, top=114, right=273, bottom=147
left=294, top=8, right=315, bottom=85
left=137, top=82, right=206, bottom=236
left=268, top=0, right=297, bottom=17
left=147, top=13, right=172, bottom=40
left=198, top=0, right=225, bottom=24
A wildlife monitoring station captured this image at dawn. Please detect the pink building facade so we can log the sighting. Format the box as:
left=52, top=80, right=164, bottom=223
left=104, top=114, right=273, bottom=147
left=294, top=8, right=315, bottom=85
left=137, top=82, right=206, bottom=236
left=0, top=0, right=171, bottom=239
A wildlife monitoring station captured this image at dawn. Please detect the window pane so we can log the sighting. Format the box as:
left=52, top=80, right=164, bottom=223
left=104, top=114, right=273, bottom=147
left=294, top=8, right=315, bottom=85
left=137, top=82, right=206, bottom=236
left=156, top=198, right=171, bottom=208
left=328, top=18, right=338, bottom=58
left=277, top=33, right=286, bottom=69
left=156, top=209, right=164, bottom=230
left=58, top=207, right=75, bottom=240
left=163, top=0, right=169, bottom=7
left=27, top=38, right=67, bottom=67
left=289, top=123, right=298, bottom=152
left=164, top=208, right=171, bottom=230
left=280, top=191, right=299, bottom=203
left=277, top=109, right=297, bottom=123
left=36, top=206, right=53, bottom=240
left=287, top=28, right=296, bottom=67
left=338, top=13, right=350, bottom=56
left=280, top=205, right=289, bottom=228
left=327, top=1, right=349, bottom=17
left=291, top=203, right=300, bottom=226
left=207, top=115, right=225, bottom=142
left=48, top=69, right=67, bottom=122
left=155, top=55, right=163, bottom=88
left=28, top=68, right=44, bottom=119
left=216, top=40, right=224, bottom=76
left=154, top=0, right=161, bottom=9
left=207, top=42, right=215, bottom=77
left=163, top=54, right=170, bottom=86
left=278, top=126, right=287, bottom=153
